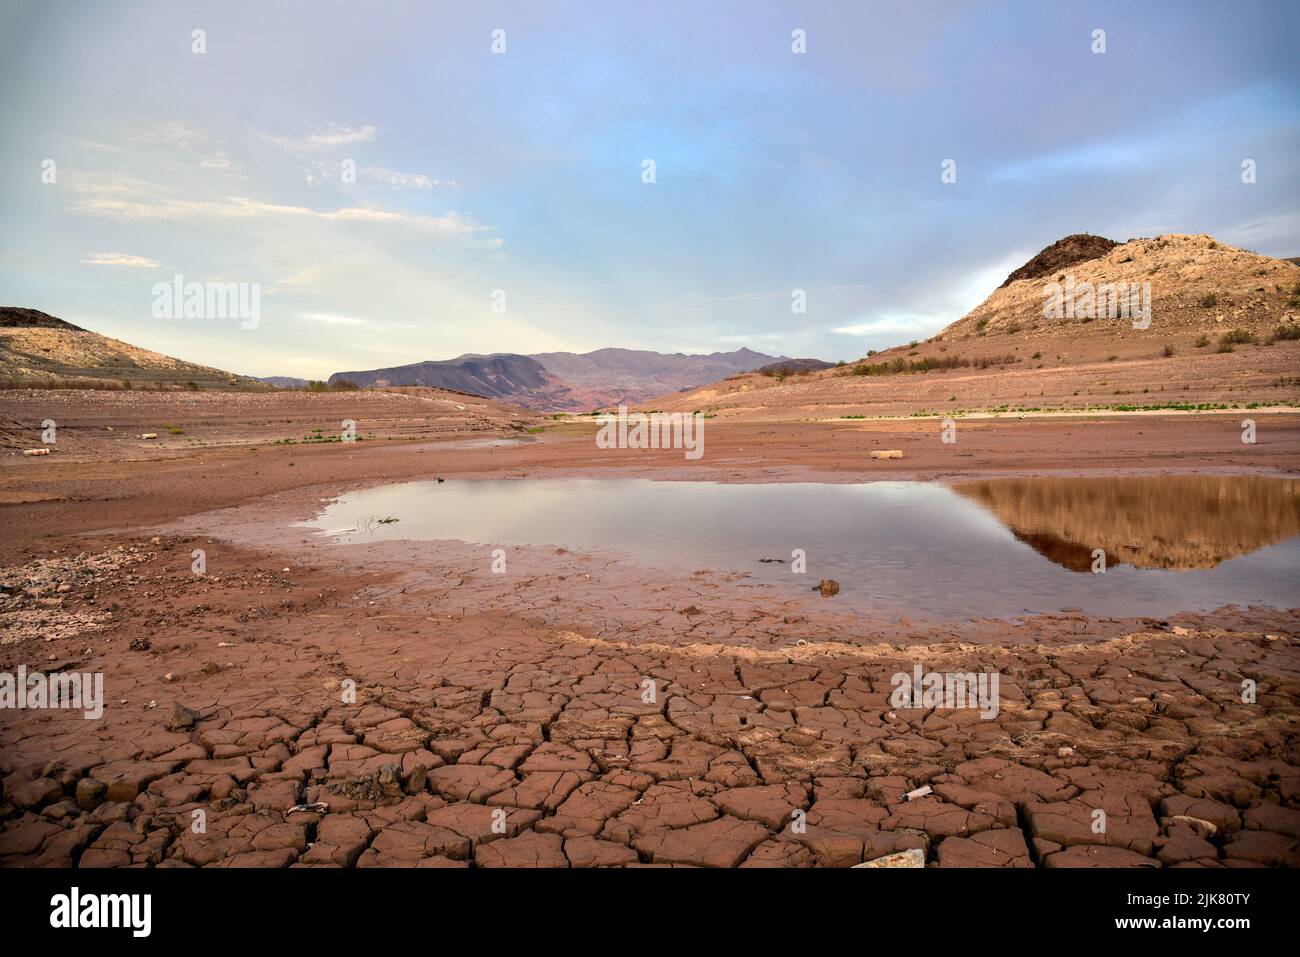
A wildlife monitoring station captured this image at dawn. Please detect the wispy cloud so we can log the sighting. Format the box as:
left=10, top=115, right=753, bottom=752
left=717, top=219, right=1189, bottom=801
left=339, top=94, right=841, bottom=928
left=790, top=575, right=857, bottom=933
left=255, top=124, right=378, bottom=154
left=299, top=312, right=367, bottom=326
left=361, top=166, right=454, bottom=190
left=67, top=178, right=499, bottom=244
left=81, top=252, right=162, bottom=268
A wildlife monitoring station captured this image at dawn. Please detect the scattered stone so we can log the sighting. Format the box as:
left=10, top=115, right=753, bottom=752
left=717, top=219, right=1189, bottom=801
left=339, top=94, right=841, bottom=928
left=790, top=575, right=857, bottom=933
left=166, top=700, right=201, bottom=731
left=855, top=848, right=926, bottom=868
left=75, top=780, right=107, bottom=806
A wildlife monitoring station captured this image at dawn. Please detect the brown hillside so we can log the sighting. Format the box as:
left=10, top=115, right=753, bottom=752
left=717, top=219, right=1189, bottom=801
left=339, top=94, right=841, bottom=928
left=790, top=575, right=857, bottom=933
left=0, top=307, right=263, bottom=389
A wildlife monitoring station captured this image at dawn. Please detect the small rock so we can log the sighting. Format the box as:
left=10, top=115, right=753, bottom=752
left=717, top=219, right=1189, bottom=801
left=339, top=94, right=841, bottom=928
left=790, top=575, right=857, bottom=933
left=815, top=579, right=840, bottom=597
left=76, top=777, right=107, bottom=811
left=855, top=848, right=926, bottom=868
left=166, top=700, right=202, bottom=731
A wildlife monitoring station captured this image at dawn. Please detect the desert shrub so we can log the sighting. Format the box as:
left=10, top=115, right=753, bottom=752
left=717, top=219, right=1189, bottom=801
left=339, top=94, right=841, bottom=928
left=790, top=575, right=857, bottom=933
left=1194, top=334, right=1210, bottom=348
left=1219, top=328, right=1254, bottom=346
left=1272, top=324, right=1300, bottom=342
left=1161, top=344, right=1175, bottom=357
left=1199, top=293, right=1218, bottom=308
left=850, top=353, right=1015, bottom=377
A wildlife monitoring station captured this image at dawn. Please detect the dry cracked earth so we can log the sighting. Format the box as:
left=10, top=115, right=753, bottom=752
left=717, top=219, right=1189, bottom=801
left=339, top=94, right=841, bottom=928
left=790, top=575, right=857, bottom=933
left=1, top=533, right=1298, bottom=869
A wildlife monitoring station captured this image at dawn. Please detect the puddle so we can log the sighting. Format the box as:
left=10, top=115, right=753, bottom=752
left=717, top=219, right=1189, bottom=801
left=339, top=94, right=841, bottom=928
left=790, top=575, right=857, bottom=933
left=300, top=475, right=1300, bottom=620
left=428, top=437, right=534, bottom=449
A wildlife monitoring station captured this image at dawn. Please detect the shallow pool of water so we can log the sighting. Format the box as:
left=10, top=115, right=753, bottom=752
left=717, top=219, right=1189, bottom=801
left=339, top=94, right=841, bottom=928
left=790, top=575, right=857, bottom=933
left=300, top=475, right=1299, bottom=620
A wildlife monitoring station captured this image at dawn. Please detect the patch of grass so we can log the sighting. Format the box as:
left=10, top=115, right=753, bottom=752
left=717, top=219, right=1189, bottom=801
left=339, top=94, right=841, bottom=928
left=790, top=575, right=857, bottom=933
left=1219, top=328, right=1254, bottom=347
left=1161, top=344, right=1175, bottom=357
left=1194, top=334, right=1210, bottom=348
left=1199, top=292, right=1218, bottom=308
left=163, top=424, right=184, bottom=435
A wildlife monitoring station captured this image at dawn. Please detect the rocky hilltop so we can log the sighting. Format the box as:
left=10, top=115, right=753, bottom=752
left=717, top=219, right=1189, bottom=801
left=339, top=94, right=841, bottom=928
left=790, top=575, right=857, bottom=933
left=641, top=234, right=1300, bottom=420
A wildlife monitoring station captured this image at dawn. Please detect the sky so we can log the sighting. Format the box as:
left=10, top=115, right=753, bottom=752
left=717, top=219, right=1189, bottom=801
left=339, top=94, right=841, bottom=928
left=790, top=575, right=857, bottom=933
left=1, top=0, right=1298, bottom=379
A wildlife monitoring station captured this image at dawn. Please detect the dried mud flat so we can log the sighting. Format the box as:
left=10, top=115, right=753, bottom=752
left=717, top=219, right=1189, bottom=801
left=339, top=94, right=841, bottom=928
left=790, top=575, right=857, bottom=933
left=0, top=392, right=1298, bottom=868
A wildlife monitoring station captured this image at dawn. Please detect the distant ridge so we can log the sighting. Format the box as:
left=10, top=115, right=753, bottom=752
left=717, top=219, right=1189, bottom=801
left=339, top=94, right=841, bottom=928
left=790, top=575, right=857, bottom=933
left=329, top=346, right=788, bottom=410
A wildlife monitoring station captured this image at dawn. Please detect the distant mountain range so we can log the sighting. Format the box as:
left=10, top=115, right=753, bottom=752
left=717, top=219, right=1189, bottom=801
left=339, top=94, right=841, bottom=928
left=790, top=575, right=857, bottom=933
left=328, top=347, right=791, bottom=410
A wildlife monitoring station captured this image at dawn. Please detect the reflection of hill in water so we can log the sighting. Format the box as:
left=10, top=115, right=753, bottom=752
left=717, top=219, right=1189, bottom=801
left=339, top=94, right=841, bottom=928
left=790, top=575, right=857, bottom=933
left=952, top=476, right=1300, bottom=572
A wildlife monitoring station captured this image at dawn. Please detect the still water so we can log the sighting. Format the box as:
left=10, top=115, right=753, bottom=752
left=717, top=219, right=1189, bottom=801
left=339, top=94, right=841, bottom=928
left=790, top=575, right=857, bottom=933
left=301, top=475, right=1299, bottom=620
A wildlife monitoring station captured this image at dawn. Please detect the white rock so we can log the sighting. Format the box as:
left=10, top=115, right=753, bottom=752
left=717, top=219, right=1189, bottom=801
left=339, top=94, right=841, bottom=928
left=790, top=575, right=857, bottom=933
left=854, top=848, right=926, bottom=868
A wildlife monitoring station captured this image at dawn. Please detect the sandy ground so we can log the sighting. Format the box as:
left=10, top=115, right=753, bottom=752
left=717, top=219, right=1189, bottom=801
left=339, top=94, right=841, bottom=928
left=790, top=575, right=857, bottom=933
left=0, top=390, right=1297, bottom=868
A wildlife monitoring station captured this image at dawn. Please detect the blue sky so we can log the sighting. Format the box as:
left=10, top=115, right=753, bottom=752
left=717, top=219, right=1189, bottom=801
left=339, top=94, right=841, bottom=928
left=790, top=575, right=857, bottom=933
left=1, top=0, right=1297, bottom=378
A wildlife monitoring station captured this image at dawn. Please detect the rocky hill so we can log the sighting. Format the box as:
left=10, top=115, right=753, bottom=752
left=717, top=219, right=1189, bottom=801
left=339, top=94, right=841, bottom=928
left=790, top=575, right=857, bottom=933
left=945, top=233, right=1300, bottom=343
left=0, top=308, right=264, bottom=389
left=640, top=233, right=1300, bottom=420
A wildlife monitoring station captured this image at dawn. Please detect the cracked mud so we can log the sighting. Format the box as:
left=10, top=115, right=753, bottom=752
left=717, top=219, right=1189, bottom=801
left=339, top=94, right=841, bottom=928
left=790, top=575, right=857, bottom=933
left=2, top=526, right=1297, bottom=868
